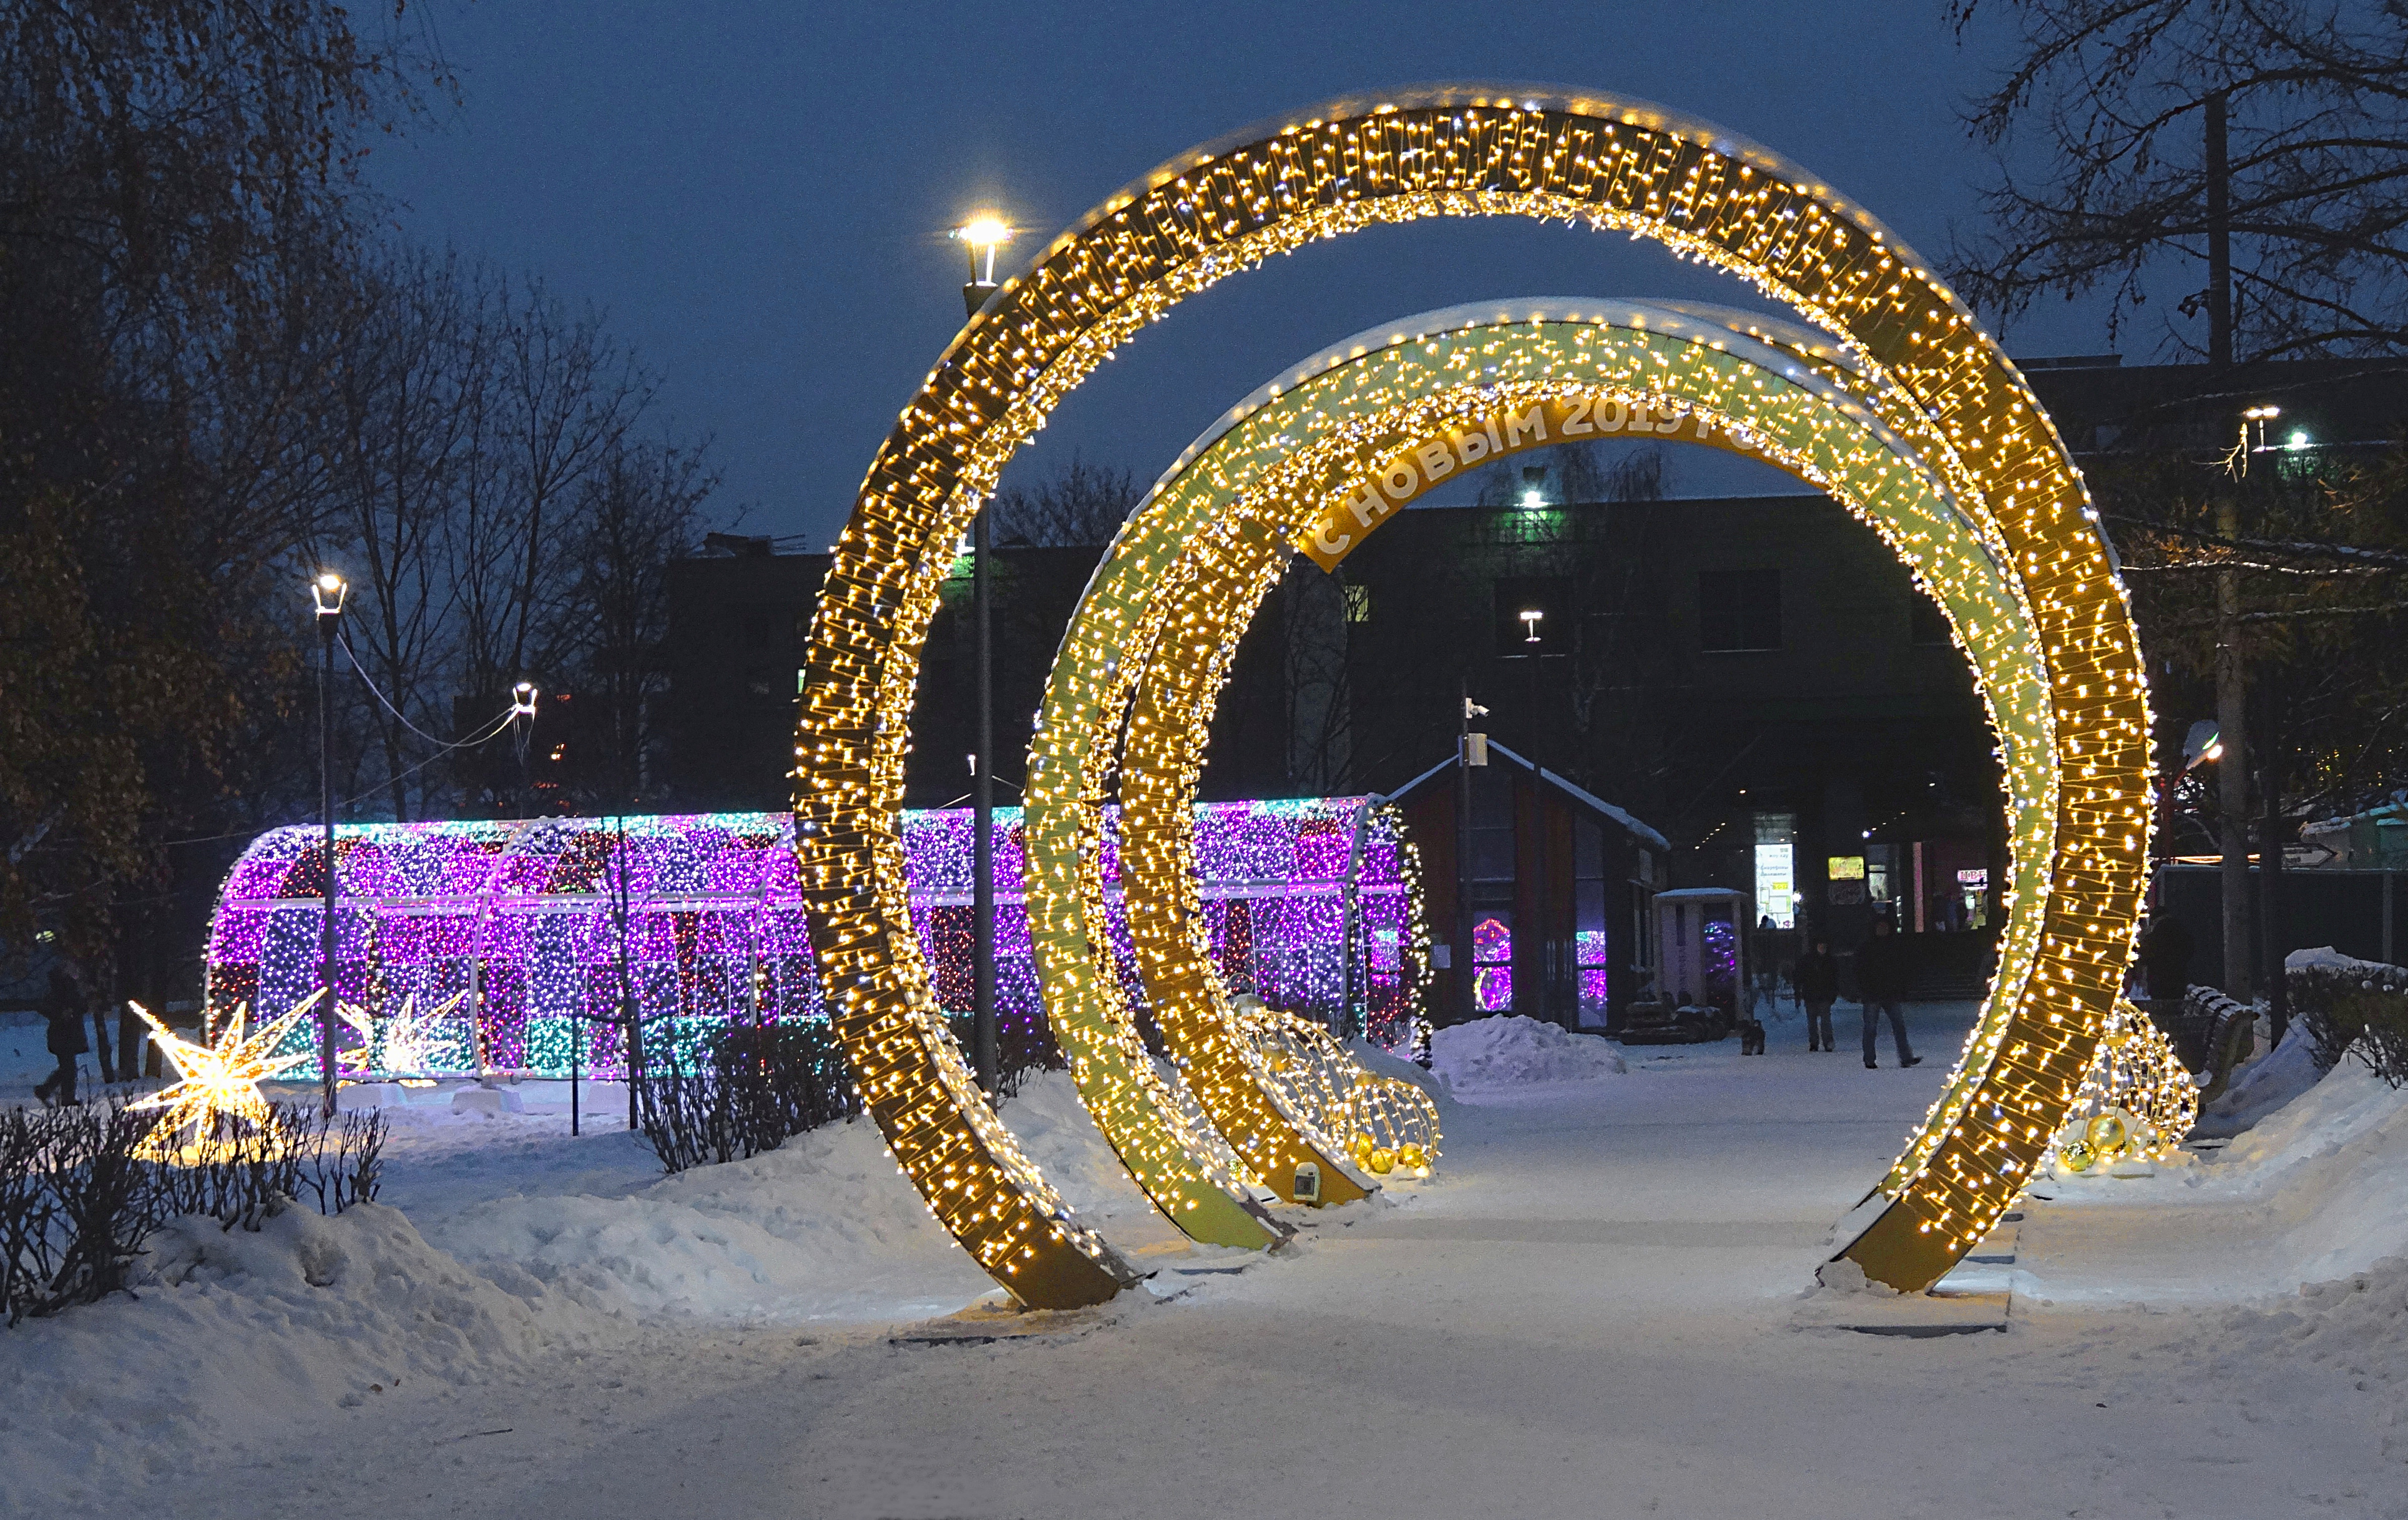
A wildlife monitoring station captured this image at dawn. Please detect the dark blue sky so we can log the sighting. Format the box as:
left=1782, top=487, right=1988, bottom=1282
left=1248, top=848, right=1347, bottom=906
left=374, top=2, right=2127, bottom=542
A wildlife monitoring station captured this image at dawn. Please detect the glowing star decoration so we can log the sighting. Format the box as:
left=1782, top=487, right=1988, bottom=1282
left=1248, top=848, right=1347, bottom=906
left=369, top=991, right=472, bottom=1078
left=796, top=87, right=2152, bottom=1305
left=128, top=996, right=320, bottom=1158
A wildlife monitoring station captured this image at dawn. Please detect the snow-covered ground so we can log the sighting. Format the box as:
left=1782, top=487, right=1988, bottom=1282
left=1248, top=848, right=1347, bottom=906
left=11, top=999, right=2408, bottom=1518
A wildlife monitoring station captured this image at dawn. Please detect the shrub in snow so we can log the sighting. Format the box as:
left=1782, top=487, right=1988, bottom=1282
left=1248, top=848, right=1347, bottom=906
left=1429, top=1015, right=1628, bottom=1089
left=2288, top=955, right=2408, bottom=1087
left=637, top=1020, right=864, bottom=1173
left=1, top=1100, right=386, bottom=1325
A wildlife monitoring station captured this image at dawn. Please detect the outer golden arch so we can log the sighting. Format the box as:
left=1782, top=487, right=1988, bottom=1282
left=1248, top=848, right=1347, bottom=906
left=794, top=86, right=2151, bottom=1306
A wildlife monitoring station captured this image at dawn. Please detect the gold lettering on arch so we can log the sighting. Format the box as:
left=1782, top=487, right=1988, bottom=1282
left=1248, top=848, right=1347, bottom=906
left=1296, top=393, right=1764, bottom=572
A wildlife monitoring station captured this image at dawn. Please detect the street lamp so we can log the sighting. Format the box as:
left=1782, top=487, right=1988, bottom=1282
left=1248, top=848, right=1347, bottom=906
left=952, top=217, right=1014, bottom=320
left=310, top=571, right=348, bottom=1116
left=511, top=681, right=540, bottom=720
left=946, top=219, right=1009, bottom=1089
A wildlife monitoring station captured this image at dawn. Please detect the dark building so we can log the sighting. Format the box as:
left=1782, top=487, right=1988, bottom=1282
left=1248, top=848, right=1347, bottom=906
left=659, top=356, right=2408, bottom=1021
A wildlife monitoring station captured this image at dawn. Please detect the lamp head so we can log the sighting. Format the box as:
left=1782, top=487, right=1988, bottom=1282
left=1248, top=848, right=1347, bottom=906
left=310, top=572, right=348, bottom=617
left=953, top=217, right=1012, bottom=253
left=511, top=682, right=540, bottom=719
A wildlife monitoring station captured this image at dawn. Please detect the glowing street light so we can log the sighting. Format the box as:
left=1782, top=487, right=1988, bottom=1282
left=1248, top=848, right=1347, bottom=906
left=952, top=217, right=1014, bottom=319
left=511, top=682, right=540, bottom=720
left=1519, top=607, right=1545, bottom=642
left=309, top=570, right=348, bottom=1116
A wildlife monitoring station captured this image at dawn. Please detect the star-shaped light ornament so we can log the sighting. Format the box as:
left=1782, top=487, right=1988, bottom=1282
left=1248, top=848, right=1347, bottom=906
left=128, top=993, right=322, bottom=1160
left=365, top=990, right=469, bottom=1079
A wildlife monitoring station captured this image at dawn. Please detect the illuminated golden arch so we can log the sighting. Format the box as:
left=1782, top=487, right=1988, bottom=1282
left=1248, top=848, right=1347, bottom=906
left=794, top=87, right=2151, bottom=1307
left=1024, top=301, right=2058, bottom=1237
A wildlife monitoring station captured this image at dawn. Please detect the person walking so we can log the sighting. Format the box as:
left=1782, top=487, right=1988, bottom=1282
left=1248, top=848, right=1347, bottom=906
left=34, top=965, right=88, bottom=1106
left=1854, top=918, right=1921, bottom=1070
left=1794, top=938, right=1841, bottom=1052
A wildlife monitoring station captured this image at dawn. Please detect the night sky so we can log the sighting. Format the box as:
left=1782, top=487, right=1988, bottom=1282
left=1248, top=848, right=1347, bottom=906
left=373, top=2, right=2122, bottom=542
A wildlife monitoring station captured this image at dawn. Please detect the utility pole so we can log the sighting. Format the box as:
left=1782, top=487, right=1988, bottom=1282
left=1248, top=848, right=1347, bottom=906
left=2208, top=89, right=2252, bottom=999
left=1455, top=681, right=1487, bottom=1025
left=2206, top=91, right=2232, bottom=371
left=2216, top=496, right=2251, bottom=1000
left=973, top=503, right=999, bottom=1092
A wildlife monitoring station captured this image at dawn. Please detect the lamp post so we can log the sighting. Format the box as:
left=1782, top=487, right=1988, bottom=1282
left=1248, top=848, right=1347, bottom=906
left=951, top=216, right=1012, bottom=1089
left=952, top=217, right=1013, bottom=321
left=972, top=504, right=999, bottom=1092
left=1517, top=606, right=1557, bottom=1025
left=310, top=571, right=348, bottom=1117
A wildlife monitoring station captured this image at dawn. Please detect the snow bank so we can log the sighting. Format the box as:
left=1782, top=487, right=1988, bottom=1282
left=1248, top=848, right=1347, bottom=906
left=424, top=1072, right=1163, bottom=1325
left=0, top=1203, right=602, bottom=1512
left=2194, top=1019, right=2327, bottom=1138
left=1429, top=1016, right=1627, bottom=1090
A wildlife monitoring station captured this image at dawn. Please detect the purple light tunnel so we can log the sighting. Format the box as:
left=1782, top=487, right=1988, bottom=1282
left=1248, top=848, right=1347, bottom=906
left=204, top=799, right=1431, bottom=1080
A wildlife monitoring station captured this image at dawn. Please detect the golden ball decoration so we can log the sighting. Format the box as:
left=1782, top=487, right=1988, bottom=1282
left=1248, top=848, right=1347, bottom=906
left=2060, top=1140, right=2097, bottom=1174
left=1368, top=1147, right=1396, bottom=1175
left=2085, top=1111, right=2129, bottom=1156
left=1350, top=1132, right=1375, bottom=1158
left=1398, top=1142, right=1427, bottom=1170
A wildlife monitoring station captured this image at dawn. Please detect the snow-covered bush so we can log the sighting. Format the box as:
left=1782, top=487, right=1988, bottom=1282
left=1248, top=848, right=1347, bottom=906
left=1, top=1100, right=386, bottom=1325
left=2289, top=958, right=2408, bottom=1087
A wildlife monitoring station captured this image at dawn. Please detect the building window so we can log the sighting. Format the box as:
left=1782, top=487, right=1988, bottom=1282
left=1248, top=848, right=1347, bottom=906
left=1574, top=816, right=1610, bottom=1022
left=1909, top=591, right=1951, bottom=646
left=1343, top=582, right=1372, bottom=623
left=1698, top=569, right=1781, bottom=651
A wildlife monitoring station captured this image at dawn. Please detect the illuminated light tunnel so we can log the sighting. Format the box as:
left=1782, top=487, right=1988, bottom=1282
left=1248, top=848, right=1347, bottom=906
left=201, top=800, right=1429, bottom=1079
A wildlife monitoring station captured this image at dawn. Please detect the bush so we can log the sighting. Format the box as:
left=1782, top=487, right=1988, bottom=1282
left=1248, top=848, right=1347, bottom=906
left=637, top=1020, right=863, bottom=1174
left=2289, top=961, right=2408, bottom=1087
left=1, top=1100, right=387, bottom=1326
left=635, top=1013, right=1066, bottom=1175
left=944, top=1009, right=1065, bottom=1101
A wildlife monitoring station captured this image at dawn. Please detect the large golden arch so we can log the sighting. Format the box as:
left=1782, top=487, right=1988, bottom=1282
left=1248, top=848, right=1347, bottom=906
left=794, top=87, right=2151, bottom=1307
left=1025, top=302, right=2058, bottom=1240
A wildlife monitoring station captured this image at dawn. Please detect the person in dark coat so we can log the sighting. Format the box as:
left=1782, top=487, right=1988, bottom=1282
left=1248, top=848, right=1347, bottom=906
left=1793, top=939, right=1841, bottom=1052
left=35, top=966, right=87, bottom=1106
left=2136, top=913, right=2195, bottom=1023
left=1852, top=918, right=1921, bottom=1070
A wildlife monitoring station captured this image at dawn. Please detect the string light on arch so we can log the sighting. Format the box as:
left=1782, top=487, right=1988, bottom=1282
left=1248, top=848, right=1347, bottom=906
left=1029, top=302, right=2060, bottom=1234
left=794, top=87, right=2152, bottom=1305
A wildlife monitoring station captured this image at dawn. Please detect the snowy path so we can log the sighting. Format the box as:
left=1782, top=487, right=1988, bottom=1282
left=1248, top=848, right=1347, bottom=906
left=65, top=1004, right=2408, bottom=1518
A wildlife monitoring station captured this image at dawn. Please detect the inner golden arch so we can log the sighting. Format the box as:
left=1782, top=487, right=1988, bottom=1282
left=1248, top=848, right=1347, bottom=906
left=1028, top=300, right=2060, bottom=1262
left=793, top=86, right=2152, bottom=1308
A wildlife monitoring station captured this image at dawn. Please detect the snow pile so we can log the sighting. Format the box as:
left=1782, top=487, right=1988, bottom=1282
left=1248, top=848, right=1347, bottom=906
left=424, top=1071, right=1160, bottom=1323
left=0, top=1203, right=602, bottom=1512
left=2195, top=1019, right=2327, bottom=1138
left=2274, top=1257, right=2408, bottom=1395
left=1429, top=1015, right=1627, bottom=1090
left=1349, top=1037, right=1456, bottom=1109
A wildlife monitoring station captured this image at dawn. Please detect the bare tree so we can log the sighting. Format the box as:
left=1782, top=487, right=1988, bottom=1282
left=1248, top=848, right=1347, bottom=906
left=990, top=452, right=1142, bottom=546
left=1949, top=0, right=2408, bottom=362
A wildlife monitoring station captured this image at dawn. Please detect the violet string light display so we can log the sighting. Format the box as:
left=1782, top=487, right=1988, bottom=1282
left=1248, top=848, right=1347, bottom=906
left=202, top=801, right=1424, bottom=1082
